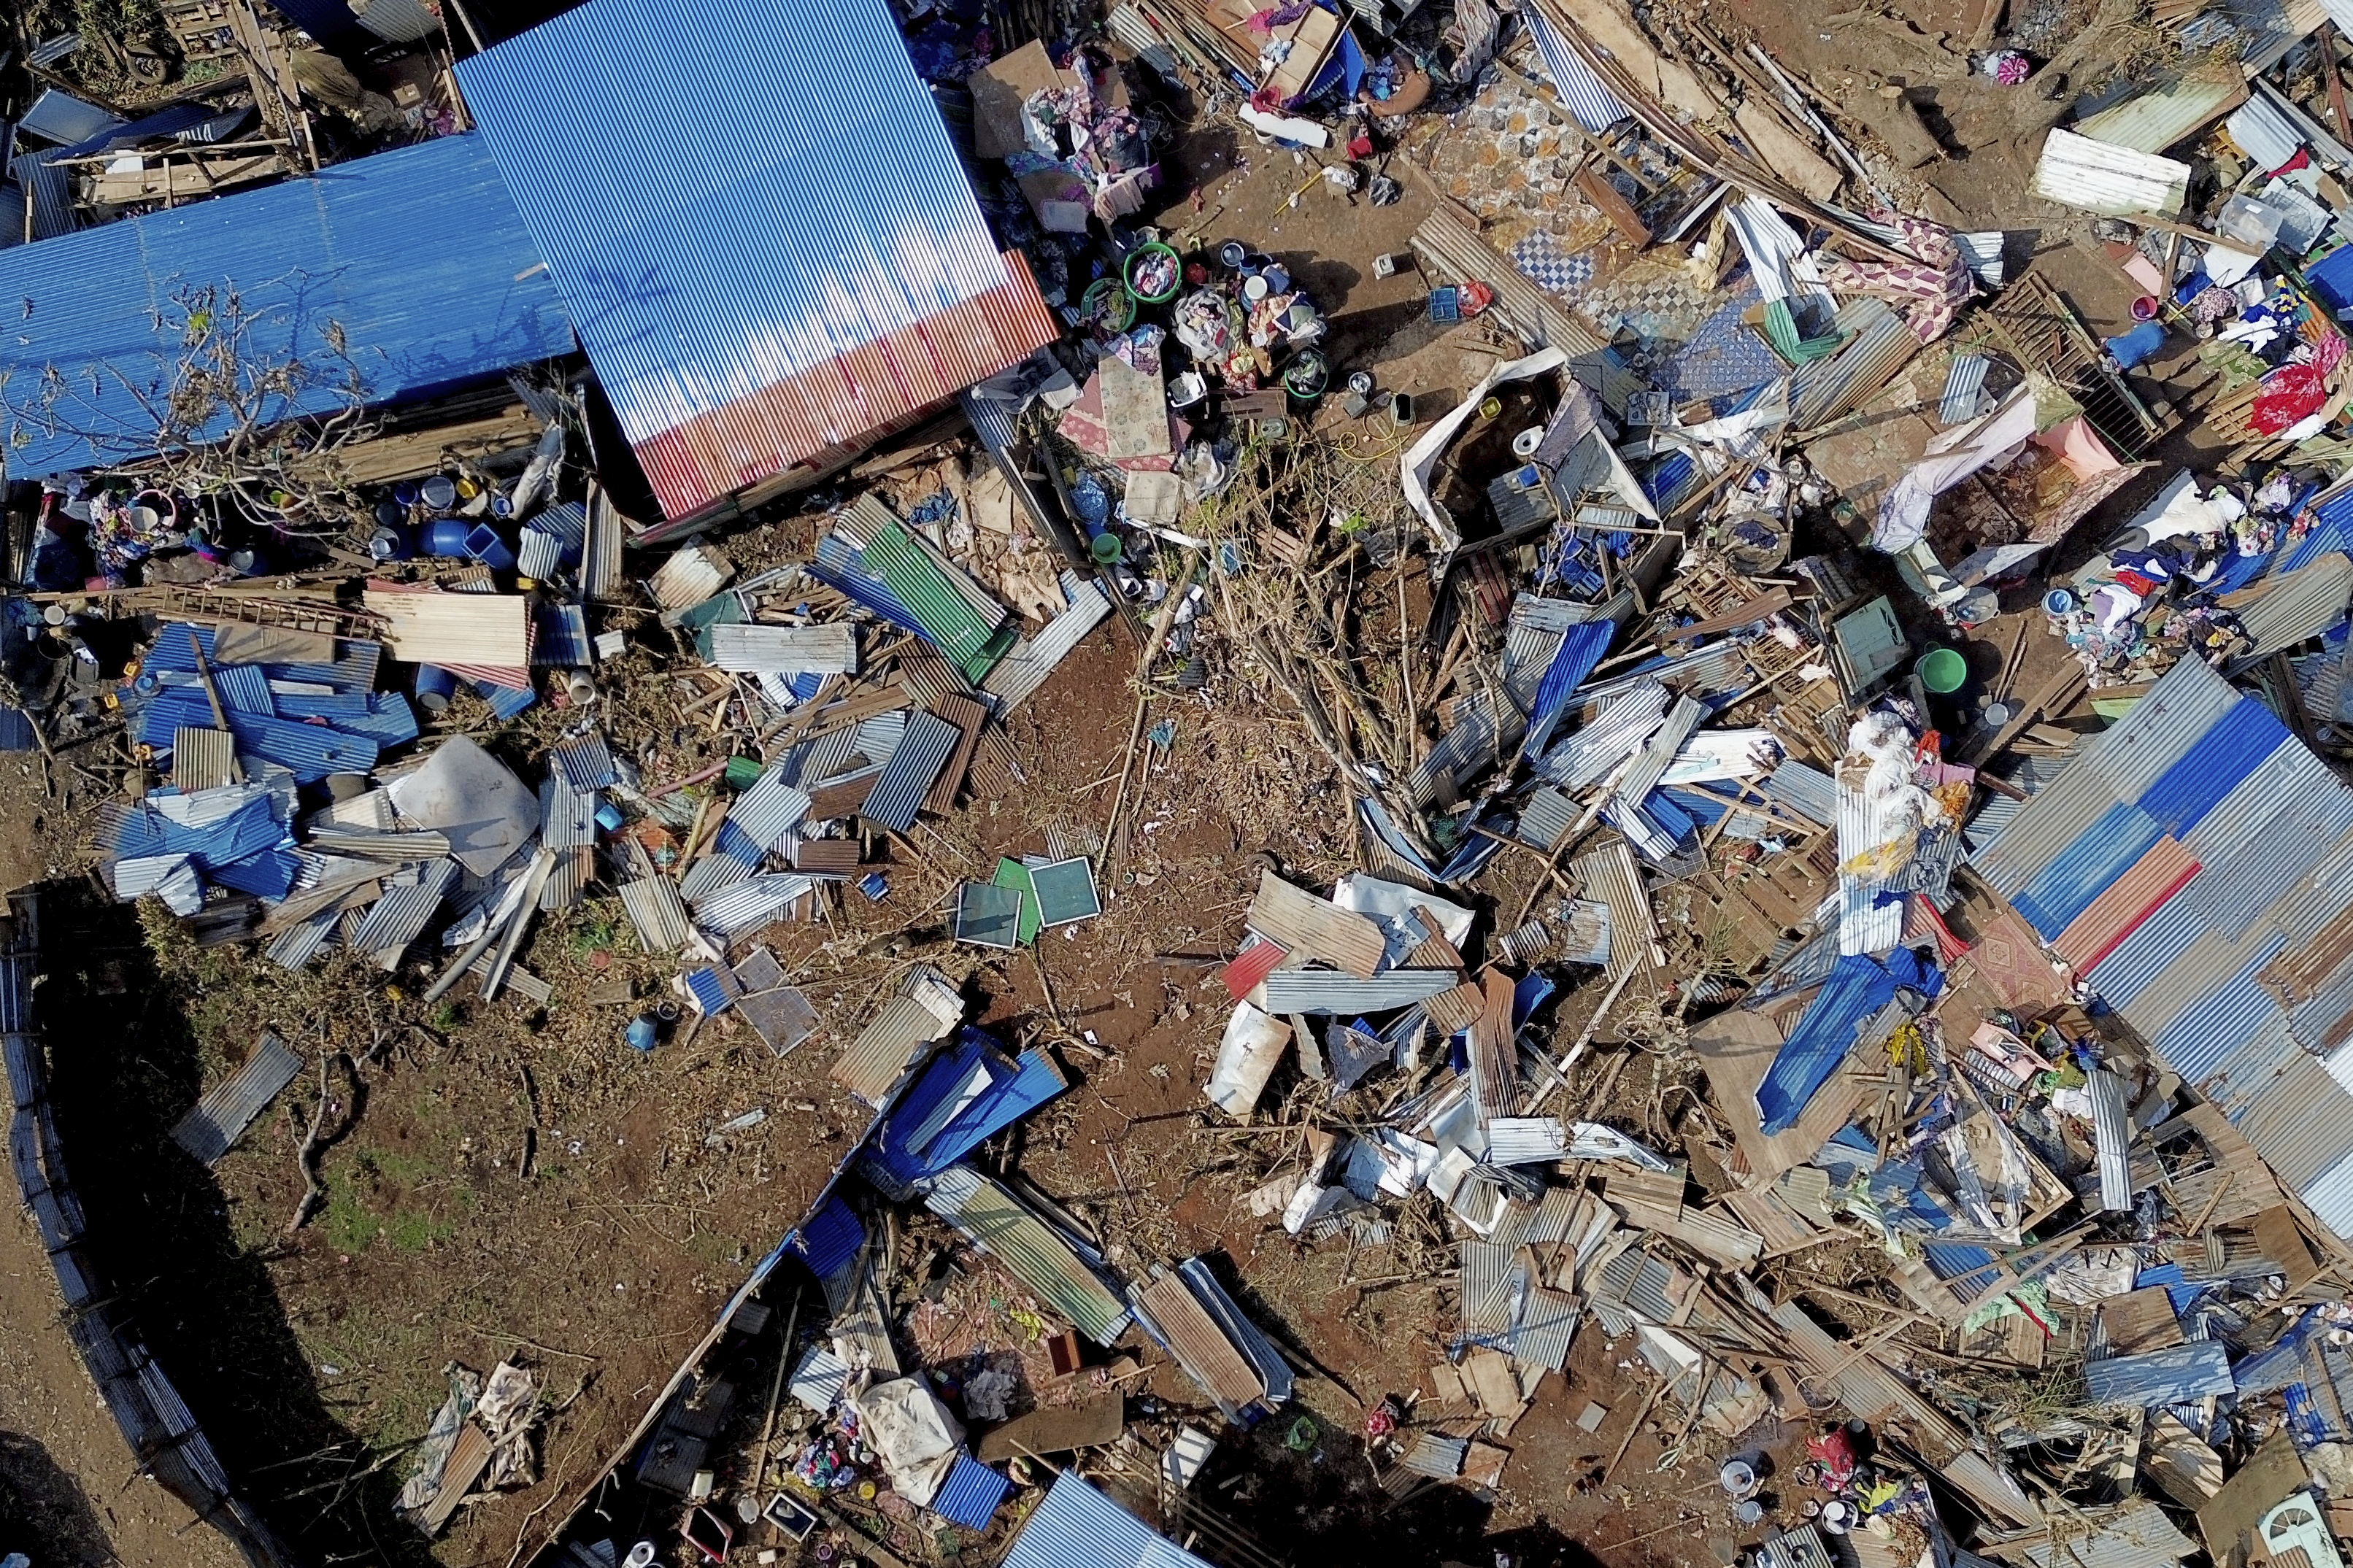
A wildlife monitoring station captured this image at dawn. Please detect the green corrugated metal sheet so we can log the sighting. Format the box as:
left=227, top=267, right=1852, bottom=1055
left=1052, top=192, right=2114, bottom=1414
left=866, top=521, right=1016, bottom=682
left=941, top=1173, right=1131, bottom=1343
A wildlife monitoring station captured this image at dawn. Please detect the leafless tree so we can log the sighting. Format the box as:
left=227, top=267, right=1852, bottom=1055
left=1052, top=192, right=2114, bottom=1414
left=1, top=274, right=384, bottom=538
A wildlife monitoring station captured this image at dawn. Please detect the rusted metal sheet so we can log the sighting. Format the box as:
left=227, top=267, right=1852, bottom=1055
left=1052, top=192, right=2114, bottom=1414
left=2052, top=834, right=2199, bottom=973
left=1244, top=869, right=1386, bottom=980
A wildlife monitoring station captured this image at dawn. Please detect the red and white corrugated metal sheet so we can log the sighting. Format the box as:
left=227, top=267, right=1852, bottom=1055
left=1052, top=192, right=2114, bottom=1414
left=455, top=0, right=1059, bottom=524
left=1974, top=654, right=2353, bottom=1238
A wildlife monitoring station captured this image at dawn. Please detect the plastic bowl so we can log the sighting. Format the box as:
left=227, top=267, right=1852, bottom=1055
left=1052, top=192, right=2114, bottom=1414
left=1123, top=242, right=1182, bottom=304
left=1917, top=646, right=1968, bottom=693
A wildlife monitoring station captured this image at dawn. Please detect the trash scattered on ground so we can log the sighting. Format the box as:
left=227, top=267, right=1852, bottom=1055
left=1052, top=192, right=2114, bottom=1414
left=29, top=0, right=2353, bottom=1565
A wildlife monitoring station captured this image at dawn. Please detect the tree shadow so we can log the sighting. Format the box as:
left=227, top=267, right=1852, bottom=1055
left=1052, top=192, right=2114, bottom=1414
left=34, top=881, right=439, bottom=1567
left=0, top=1429, right=118, bottom=1567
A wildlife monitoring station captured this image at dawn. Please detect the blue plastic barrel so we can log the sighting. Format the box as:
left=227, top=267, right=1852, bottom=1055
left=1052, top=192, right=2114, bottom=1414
left=413, top=663, right=459, bottom=711
left=420, top=517, right=472, bottom=557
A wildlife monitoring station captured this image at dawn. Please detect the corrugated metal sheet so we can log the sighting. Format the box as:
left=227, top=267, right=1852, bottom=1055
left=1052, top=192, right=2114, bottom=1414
left=1521, top=6, right=1628, bottom=131
left=1484, top=1116, right=1570, bottom=1164
left=1975, top=751, right=2119, bottom=898
left=1616, top=695, right=1704, bottom=807
left=1938, top=354, right=1989, bottom=425
left=1990, top=1499, right=2196, bottom=1568
left=617, top=876, right=691, bottom=954
left=0, top=135, right=570, bottom=475
left=1398, top=1433, right=1469, bottom=1478
left=707, top=622, right=860, bottom=674
left=2052, top=834, right=2198, bottom=971
left=860, top=522, right=1015, bottom=682
left=2084, top=893, right=2206, bottom=1008
left=1133, top=1272, right=1264, bottom=1409
left=2088, top=1068, right=2132, bottom=1210
left=728, top=768, right=814, bottom=852
left=1258, top=969, right=1460, bottom=1013
left=2030, top=128, right=2192, bottom=216
left=983, top=575, right=1112, bottom=712
left=2239, top=1054, right=2353, bottom=1189
left=929, top=1456, right=1010, bottom=1529
left=2080, top=1340, right=2234, bottom=1405
left=2227, top=552, right=2353, bottom=670
left=456, top=0, right=1059, bottom=522
left=2184, top=737, right=2326, bottom=867
left=926, top=1166, right=1131, bottom=1343
left=1576, top=839, right=1656, bottom=982
left=2227, top=90, right=2305, bottom=172
left=266, top=905, right=342, bottom=970
left=2092, top=655, right=2246, bottom=801
left=692, top=872, right=812, bottom=938
left=2012, top=800, right=2163, bottom=939
left=1791, top=299, right=1914, bottom=430
left=2072, top=72, right=2246, bottom=154
left=1760, top=760, right=1836, bottom=827
left=347, top=860, right=455, bottom=954
left=998, top=1474, right=1213, bottom=1568
left=540, top=776, right=596, bottom=851
left=548, top=733, right=619, bottom=790
left=2182, top=779, right=2353, bottom=939
left=1536, top=681, right=1668, bottom=790
left=1517, top=788, right=1576, bottom=849
left=2151, top=935, right=2287, bottom=1080
left=169, top=1032, right=304, bottom=1165
left=862, top=709, right=958, bottom=831
left=834, top=968, right=963, bottom=1103
left=1176, top=1258, right=1293, bottom=1405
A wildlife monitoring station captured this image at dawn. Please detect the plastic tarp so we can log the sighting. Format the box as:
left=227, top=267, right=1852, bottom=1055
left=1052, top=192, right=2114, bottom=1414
left=1403, top=349, right=1565, bottom=562
left=852, top=1378, right=966, bottom=1507
left=1871, top=386, right=2042, bottom=552
left=1206, top=1003, right=1290, bottom=1117
left=1756, top=949, right=1941, bottom=1135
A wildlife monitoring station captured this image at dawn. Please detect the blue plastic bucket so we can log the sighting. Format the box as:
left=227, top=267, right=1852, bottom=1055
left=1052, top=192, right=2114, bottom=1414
left=625, top=1016, right=658, bottom=1052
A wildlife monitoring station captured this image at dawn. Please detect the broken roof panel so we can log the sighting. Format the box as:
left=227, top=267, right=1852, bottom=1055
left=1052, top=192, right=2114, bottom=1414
left=926, top=1167, right=1131, bottom=1344
left=2081, top=1340, right=2235, bottom=1406
left=169, top=1031, right=304, bottom=1166
left=0, top=134, right=571, bottom=476
left=998, top=1473, right=1214, bottom=1568
left=455, top=0, right=1059, bottom=525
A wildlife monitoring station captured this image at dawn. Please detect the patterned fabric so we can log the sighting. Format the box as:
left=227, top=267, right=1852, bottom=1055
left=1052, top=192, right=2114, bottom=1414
left=1653, top=285, right=1784, bottom=402
left=1511, top=231, right=1595, bottom=298
left=1822, top=211, right=1974, bottom=344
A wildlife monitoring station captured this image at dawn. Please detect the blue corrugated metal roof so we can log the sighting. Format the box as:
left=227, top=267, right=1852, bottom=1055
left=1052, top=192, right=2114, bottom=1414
left=858, top=1027, right=1066, bottom=1199
left=790, top=1194, right=866, bottom=1281
left=2081, top=1341, right=2234, bottom=1405
left=1756, top=949, right=1940, bottom=1135
left=455, top=0, right=1053, bottom=518
left=2138, top=695, right=2289, bottom=836
left=0, top=135, right=571, bottom=475
left=1000, top=1473, right=1213, bottom=1568
left=929, top=1456, right=1010, bottom=1530
left=2011, top=800, right=2163, bottom=939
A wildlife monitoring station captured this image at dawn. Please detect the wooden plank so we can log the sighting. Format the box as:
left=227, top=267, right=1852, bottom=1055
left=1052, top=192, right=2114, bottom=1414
left=1574, top=164, right=1651, bottom=246
left=974, top=1389, right=1124, bottom=1461
left=923, top=694, right=990, bottom=816
left=363, top=589, right=529, bottom=667
left=1656, top=587, right=1792, bottom=645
